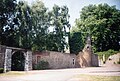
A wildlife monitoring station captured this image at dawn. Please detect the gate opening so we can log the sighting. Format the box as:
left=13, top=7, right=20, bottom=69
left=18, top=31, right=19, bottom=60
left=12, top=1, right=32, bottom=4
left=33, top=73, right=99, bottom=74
left=11, top=51, right=25, bottom=71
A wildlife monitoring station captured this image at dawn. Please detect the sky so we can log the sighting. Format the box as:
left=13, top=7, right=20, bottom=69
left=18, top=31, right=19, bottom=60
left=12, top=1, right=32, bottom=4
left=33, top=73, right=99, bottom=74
left=22, top=0, right=120, bottom=26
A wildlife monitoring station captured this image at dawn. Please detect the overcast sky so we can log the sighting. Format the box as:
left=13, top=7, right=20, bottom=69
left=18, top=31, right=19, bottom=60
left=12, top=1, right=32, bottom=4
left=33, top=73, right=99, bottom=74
left=23, top=0, right=120, bottom=26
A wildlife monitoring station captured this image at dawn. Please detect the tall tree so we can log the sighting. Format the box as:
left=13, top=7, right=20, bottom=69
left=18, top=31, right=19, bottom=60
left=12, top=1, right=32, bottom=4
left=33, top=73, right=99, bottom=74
left=75, top=4, right=120, bottom=52
left=0, top=0, right=19, bottom=47
left=31, top=0, right=50, bottom=51
left=16, top=1, right=32, bottom=49
left=69, top=27, right=83, bottom=54
left=48, top=5, right=70, bottom=52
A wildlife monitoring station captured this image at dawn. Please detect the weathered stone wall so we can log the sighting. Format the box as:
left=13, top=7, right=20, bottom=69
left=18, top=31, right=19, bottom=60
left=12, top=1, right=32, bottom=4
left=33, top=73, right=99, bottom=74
left=77, top=52, right=98, bottom=67
left=33, top=51, right=79, bottom=69
left=106, top=53, right=120, bottom=65
left=92, top=54, right=99, bottom=66
left=0, top=45, right=32, bottom=72
left=4, top=49, right=12, bottom=71
left=76, top=35, right=99, bottom=67
left=27, top=51, right=33, bottom=70
left=33, top=48, right=99, bottom=69
left=0, top=45, right=6, bottom=68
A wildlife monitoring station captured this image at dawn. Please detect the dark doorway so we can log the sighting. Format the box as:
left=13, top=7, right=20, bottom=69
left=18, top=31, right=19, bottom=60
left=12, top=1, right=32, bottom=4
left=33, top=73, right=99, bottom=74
left=11, top=51, right=25, bottom=71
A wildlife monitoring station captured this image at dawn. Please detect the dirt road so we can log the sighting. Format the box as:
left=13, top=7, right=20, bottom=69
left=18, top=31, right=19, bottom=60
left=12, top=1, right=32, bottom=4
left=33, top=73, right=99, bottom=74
left=0, top=64, right=120, bottom=81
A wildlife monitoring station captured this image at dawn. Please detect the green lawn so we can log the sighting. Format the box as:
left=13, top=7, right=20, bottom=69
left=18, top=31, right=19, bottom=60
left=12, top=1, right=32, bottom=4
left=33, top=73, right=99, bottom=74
left=73, top=74, right=120, bottom=81
left=0, top=71, right=26, bottom=76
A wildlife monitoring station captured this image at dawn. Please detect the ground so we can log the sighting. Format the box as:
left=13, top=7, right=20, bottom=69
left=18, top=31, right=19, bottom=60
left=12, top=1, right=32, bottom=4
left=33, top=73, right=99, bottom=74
left=0, top=64, right=120, bottom=81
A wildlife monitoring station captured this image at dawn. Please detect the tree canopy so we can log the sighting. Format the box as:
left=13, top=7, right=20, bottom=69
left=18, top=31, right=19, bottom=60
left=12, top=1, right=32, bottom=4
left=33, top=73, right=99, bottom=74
left=1, top=0, right=120, bottom=53
left=0, top=0, right=18, bottom=47
left=0, top=0, right=70, bottom=52
left=74, top=3, right=120, bottom=52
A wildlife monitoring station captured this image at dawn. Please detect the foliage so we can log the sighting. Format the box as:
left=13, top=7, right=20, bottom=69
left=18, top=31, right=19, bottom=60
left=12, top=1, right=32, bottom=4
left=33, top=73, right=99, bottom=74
left=16, top=1, right=33, bottom=49
left=33, top=60, right=49, bottom=70
left=31, top=2, right=70, bottom=52
left=31, top=0, right=49, bottom=51
left=69, top=31, right=84, bottom=54
left=96, top=49, right=120, bottom=60
left=0, top=0, right=19, bottom=47
left=0, top=0, right=70, bottom=52
left=75, top=3, right=120, bottom=52
left=47, top=5, right=70, bottom=52
left=0, top=68, right=4, bottom=73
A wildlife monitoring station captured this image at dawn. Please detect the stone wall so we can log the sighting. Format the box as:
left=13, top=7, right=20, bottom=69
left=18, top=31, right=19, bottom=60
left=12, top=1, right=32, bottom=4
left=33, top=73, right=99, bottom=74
left=92, top=54, right=99, bottom=66
left=33, top=51, right=79, bottom=69
left=33, top=50, right=99, bottom=69
left=106, top=53, right=120, bottom=65
left=0, top=45, right=32, bottom=72
left=77, top=52, right=98, bottom=67
left=27, top=51, right=33, bottom=70
left=0, top=45, right=6, bottom=68
left=76, top=35, right=99, bottom=67
left=4, top=49, right=12, bottom=71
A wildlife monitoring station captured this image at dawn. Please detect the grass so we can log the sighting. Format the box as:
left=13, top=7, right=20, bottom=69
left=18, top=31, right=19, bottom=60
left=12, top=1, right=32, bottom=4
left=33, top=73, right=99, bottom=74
left=72, top=74, right=120, bottom=81
left=0, top=71, right=26, bottom=76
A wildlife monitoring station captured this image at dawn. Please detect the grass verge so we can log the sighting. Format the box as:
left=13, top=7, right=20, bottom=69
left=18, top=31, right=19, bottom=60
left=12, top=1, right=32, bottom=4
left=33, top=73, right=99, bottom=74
left=72, top=74, right=120, bottom=81
left=0, top=71, right=26, bottom=76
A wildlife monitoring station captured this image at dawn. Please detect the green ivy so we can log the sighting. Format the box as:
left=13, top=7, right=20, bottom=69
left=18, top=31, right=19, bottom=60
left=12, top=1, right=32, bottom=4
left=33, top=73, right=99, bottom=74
left=33, top=60, right=49, bottom=70
left=0, top=68, right=4, bottom=73
left=96, top=49, right=120, bottom=61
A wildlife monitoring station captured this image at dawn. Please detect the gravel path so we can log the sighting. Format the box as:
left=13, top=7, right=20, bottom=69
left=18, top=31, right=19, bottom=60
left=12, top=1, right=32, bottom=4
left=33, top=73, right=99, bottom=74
left=0, top=64, right=120, bottom=81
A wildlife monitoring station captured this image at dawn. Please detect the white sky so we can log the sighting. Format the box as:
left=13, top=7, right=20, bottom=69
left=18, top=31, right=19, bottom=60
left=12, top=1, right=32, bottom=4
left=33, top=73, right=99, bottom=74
left=21, top=0, right=120, bottom=26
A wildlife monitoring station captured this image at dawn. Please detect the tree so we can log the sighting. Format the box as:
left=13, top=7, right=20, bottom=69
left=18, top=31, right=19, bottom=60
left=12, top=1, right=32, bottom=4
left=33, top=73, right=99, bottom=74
left=75, top=4, right=120, bottom=52
left=16, top=1, right=33, bottom=49
left=0, top=0, right=19, bottom=47
left=31, top=0, right=50, bottom=51
left=0, top=0, right=71, bottom=52
left=48, top=5, right=70, bottom=52
left=69, top=29, right=83, bottom=54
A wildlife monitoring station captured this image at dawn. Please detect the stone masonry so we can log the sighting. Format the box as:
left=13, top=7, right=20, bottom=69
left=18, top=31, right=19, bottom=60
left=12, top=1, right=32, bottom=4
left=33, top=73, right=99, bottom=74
left=33, top=36, right=98, bottom=69
left=0, top=35, right=99, bottom=72
left=0, top=45, right=32, bottom=72
left=77, top=36, right=99, bottom=67
left=33, top=51, right=79, bottom=69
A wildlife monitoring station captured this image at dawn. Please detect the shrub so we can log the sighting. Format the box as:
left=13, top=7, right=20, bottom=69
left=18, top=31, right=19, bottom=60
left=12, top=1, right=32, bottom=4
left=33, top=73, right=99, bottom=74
left=96, top=49, right=120, bottom=61
left=117, top=61, right=120, bottom=64
left=117, top=58, right=120, bottom=64
left=0, top=68, right=4, bottom=73
left=33, top=60, right=49, bottom=70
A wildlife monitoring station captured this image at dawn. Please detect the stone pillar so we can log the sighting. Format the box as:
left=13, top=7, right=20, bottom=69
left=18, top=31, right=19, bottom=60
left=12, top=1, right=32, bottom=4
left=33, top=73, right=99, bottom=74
left=82, top=35, right=92, bottom=67
left=28, top=51, right=32, bottom=70
left=83, top=45, right=92, bottom=67
left=4, top=49, right=12, bottom=72
left=24, top=52, right=29, bottom=71
left=24, top=51, right=32, bottom=71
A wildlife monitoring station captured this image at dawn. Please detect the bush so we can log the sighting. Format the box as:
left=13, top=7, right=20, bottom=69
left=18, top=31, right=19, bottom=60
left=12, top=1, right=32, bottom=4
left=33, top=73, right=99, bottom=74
left=117, top=61, right=120, bottom=64
left=117, top=60, right=120, bottom=64
left=0, top=68, right=4, bottom=73
left=33, top=60, right=49, bottom=70
left=96, top=49, right=120, bottom=61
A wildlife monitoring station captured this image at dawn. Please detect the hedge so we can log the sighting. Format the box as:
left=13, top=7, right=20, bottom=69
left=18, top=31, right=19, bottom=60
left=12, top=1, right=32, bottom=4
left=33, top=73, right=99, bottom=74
left=0, top=68, right=4, bottom=73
